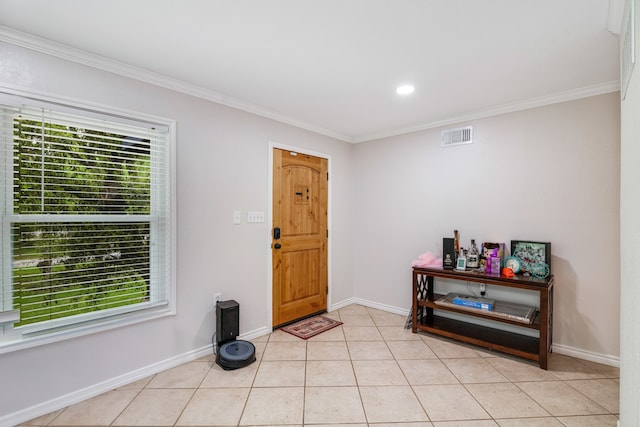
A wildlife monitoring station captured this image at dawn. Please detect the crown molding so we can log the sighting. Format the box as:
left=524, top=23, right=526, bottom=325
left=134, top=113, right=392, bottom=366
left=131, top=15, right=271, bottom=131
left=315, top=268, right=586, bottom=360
left=353, top=80, right=620, bottom=143
left=0, top=26, right=354, bottom=143
left=0, top=26, right=619, bottom=145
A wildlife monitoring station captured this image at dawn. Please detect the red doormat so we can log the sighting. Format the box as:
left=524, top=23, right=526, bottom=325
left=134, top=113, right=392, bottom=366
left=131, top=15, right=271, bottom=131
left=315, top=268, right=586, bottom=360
left=280, top=315, right=343, bottom=340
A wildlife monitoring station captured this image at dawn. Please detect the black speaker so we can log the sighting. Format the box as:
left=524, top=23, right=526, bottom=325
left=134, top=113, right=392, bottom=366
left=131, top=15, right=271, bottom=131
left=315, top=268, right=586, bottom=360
left=216, top=300, right=239, bottom=346
left=443, top=237, right=456, bottom=270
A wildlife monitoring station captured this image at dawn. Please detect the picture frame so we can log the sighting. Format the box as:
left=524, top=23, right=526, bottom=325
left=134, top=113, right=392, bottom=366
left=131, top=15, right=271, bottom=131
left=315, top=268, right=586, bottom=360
left=456, top=256, right=467, bottom=271
left=510, top=240, right=551, bottom=273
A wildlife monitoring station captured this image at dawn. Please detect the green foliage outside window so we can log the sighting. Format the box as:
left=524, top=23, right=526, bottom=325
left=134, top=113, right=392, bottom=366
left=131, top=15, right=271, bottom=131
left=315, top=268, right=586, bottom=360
left=11, top=118, right=152, bottom=327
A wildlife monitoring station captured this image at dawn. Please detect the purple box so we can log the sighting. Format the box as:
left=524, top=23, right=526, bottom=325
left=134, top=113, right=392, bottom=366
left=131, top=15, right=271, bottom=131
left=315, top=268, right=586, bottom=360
left=489, top=257, right=501, bottom=274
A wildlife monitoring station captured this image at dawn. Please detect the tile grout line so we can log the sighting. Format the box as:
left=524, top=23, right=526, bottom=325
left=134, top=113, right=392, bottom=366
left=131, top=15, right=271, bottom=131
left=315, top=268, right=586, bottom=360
left=301, top=338, right=308, bottom=427
left=342, top=309, right=371, bottom=426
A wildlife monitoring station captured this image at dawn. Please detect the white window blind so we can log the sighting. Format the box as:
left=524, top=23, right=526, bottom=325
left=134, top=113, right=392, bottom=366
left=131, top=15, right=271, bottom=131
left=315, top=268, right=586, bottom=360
left=0, top=93, right=172, bottom=342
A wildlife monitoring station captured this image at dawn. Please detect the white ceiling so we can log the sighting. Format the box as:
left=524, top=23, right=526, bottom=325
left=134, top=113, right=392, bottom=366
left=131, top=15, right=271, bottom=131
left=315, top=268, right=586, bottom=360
left=0, top=0, right=622, bottom=142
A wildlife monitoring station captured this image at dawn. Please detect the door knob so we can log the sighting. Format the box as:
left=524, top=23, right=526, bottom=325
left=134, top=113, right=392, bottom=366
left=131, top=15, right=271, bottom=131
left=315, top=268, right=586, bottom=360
left=274, top=243, right=282, bottom=249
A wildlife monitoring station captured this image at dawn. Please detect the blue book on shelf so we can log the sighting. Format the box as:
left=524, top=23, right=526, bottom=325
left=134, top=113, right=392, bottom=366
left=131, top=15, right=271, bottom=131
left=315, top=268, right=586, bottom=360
left=452, top=294, right=494, bottom=310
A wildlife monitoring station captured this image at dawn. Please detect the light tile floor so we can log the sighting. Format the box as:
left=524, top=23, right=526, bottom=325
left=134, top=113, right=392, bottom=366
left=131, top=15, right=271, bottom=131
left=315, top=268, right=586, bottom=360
left=21, top=304, right=620, bottom=426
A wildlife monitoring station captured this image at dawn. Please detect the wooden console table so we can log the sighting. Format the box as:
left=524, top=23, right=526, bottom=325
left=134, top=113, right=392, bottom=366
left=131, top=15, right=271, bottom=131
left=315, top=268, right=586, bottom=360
left=412, top=267, right=554, bottom=369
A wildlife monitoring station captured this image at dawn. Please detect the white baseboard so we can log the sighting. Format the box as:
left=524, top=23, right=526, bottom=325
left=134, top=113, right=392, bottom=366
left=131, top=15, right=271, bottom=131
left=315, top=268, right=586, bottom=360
left=350, top=297, right=411, bottom=316
left=330, top=297, right=410, bottom=317
left=552, top=343, right=620, bottom=368
left=2, top=324, right=273, bottom=426
left=2, top=344, right=214, bottom=427
left=239, top=326, right=271, bottom=341
left=329, top=297, right=356, bottom=312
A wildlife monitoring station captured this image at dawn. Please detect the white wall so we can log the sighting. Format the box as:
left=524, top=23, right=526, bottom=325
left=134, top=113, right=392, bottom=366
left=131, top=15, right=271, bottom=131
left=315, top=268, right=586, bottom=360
left=619, top=1, right=640, bottom=425
left=0, top=42, right=354, bottom=420
left=352, top=93, right=621, bottom=363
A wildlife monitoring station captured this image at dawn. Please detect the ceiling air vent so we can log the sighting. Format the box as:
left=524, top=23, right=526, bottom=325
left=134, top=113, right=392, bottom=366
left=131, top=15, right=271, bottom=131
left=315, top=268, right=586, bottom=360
left=441, top=126, right=473, bottom=147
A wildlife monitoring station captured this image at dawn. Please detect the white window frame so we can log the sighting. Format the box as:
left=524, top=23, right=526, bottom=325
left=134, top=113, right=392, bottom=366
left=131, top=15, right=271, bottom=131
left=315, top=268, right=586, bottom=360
left=0, top=88, right=176, bottom=354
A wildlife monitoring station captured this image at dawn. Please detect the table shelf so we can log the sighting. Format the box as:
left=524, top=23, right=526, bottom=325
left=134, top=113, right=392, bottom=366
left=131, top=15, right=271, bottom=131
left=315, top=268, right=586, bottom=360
left=416, top=315, right=540, bottom=362
left=412, top=267, right=554, bottom=369
left=422, top=293, right=541, bottom=329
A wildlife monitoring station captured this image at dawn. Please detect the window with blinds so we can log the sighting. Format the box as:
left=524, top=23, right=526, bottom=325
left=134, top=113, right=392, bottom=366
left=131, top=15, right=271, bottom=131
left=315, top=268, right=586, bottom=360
left=0, top=92, right=173, bottom=343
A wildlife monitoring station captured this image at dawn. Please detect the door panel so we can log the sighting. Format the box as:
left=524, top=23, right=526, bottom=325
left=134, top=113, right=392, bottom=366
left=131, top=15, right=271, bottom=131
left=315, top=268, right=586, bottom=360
left=272, top=148, right=328, bottom=327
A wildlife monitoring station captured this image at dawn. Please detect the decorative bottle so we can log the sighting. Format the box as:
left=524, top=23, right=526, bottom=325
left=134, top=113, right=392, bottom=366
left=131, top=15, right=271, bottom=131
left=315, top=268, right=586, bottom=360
left=454, top=230, right=460, bottom=254
left=467, top=239, right=480, bottom=269
left=456, top=247, right=467, bottom=271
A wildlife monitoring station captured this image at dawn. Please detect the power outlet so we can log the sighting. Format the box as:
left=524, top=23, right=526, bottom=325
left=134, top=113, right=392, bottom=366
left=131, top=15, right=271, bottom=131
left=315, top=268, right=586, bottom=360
left=214, top=293, right=222, bottom=305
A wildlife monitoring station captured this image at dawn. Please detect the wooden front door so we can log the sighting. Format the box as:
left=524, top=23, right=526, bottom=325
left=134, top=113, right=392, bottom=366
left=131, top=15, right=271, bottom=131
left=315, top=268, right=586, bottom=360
left=272, top=148, right=328, bottom=327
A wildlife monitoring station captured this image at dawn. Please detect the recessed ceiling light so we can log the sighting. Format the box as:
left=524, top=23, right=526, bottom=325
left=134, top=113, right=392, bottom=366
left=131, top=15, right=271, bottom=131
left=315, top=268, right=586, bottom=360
left=396, top=84, right=415, bottom=95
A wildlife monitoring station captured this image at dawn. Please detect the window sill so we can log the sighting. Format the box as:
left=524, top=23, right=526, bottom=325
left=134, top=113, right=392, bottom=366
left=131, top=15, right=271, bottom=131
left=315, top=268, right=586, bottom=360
left=0, top=310, right=20, bottom=323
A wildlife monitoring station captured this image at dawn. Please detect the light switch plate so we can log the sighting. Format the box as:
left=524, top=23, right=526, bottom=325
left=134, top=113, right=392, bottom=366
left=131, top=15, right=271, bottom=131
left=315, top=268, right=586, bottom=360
left=247, top=211, right=265, bottom=223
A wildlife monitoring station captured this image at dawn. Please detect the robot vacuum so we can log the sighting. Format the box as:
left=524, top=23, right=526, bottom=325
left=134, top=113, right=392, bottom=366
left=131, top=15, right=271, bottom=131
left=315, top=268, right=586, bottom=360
left=217, top=340, right=256, bottom=370
left=215, top=300, right=256, bottom=370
